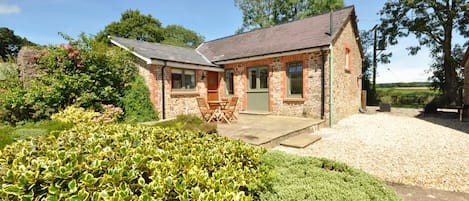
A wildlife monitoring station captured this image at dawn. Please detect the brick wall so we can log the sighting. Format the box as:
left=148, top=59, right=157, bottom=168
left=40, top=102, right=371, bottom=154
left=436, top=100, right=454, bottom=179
left=138, top=63, right=208, bottom=120
left=135, top=20, right=362, bottom=123
left=329, top=20, right=363, bottom=124
left=224, top=51, right=325, bottom=118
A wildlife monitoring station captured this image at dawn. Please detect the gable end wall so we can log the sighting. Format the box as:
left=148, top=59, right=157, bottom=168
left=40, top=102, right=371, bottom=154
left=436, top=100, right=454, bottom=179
left=329, top=20, right=363, bottom=124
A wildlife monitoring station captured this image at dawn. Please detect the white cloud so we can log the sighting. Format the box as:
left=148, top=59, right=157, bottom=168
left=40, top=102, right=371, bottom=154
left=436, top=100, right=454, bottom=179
left=0, top=4, right=21, bottom=15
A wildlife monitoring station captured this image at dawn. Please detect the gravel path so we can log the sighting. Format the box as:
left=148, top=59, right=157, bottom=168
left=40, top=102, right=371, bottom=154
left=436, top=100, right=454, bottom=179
left=274, top=108, right=469, bottom=193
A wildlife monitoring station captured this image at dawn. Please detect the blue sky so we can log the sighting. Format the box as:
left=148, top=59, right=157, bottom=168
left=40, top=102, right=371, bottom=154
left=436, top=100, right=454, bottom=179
left=0, top=0, right=466, bottom=83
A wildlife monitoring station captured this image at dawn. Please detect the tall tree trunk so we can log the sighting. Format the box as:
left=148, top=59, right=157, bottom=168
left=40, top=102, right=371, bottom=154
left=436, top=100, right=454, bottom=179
left=442, top=0, right=457, bottom=104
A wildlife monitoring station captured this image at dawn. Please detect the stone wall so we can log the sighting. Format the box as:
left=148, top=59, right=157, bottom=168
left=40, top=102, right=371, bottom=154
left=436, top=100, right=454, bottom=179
left=329, top=20, right=363, bottom=124
left=139, top=63, right=209, bottom=120
left=224, top=51, right=325, bottom=118
left=17, top=46, right=45, bottom=88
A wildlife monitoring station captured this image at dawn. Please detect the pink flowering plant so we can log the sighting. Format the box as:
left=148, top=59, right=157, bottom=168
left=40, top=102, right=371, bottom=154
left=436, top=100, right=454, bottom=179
left=92, top=104, right=124, bottom=123
left=0, top=34, right=137, bottom=124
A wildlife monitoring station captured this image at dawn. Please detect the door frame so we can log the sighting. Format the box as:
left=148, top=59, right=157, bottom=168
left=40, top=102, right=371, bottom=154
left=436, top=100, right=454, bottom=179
left=206, top=71, right=219, bottom=101
left=246, top=66, right=269, bottom=112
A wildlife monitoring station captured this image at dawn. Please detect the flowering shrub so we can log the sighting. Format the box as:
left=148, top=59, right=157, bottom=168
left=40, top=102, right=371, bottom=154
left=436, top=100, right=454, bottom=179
left=0, top=35, right=137, bottom=124
left=93, top=104, right=124, bottom=123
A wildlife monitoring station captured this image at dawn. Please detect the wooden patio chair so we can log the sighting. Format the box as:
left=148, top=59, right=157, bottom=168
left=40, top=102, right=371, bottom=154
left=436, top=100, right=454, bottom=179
left=196, top=97, right=216, bottom=122
left=222, top=96, right=239, bottom=121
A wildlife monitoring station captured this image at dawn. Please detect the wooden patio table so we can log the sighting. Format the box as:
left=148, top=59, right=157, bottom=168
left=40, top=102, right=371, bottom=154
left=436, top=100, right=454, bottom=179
left=207, top=100, right=230, bottom=124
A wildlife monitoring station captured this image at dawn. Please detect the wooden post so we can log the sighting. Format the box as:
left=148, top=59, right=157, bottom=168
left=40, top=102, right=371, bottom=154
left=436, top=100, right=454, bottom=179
left=361, top=90, right=367, bottom=111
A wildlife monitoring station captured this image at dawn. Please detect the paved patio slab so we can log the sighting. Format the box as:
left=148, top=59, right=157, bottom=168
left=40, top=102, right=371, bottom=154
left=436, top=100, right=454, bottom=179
left=217, top=114, right=323, bottom=148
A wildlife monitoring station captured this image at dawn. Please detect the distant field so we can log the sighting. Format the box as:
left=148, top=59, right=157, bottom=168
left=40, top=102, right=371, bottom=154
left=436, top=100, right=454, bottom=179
left=376, top=84, right=441, bottom=108
left=393, top=86, right=432, bottom=90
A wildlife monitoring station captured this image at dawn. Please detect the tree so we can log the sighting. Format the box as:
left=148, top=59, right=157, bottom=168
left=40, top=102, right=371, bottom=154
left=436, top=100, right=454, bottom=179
left=359, top=29, right=392, bottom=104
left=0, top=27, right=36, bottom=61
left=379, top=0, right=469, bottom=105
left=96, top=9, right=164, bottom=43
left=234, top=0, right=344, bottom=32
left=96, top=10, right=204, bottom=48
left=162, top=25, right=205, bottom=48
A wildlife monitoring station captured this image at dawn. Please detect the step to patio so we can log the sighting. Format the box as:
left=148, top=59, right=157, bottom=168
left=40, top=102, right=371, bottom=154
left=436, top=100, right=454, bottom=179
left=280, top=133, right=322, bottom=148
left=259, top=119, right=325, bottom=148
left=239, top=111, right=272, bottom=115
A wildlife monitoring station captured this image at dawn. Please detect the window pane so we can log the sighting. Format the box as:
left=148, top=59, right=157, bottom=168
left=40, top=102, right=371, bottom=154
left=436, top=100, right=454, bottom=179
left=224, top=70, right=234, bottom=95
left=172, top=73, right=182, bottom=89
left=250, top=69, right=257, bottom=89
left=183, top=74, right=195, bottom=89
left=259, top=67, right=268, bottom=89
left=287, top=63, right=303, bottom=97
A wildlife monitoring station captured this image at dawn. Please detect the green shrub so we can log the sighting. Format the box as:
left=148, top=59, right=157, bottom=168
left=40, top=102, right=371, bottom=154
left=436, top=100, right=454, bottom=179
left=0, top=35, right=137, bottom=124
left=51, top=105, right=123, bottom=124
left=154, top=114, right=217, bottom=134
left=121, top=76, right=158, bottom=123
left=259, top=151, right=401, bottom=201
left=0, top=124, right=271, bottom=200
left=51, top=105, right=100, bottom=124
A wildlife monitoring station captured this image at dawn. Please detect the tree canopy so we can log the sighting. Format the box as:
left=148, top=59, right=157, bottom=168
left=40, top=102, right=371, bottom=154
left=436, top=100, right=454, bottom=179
left=0, top=27, right=36, bottom=61
left=161, top=25, right=205, bottom=49
left=379, top=0, right=469, bottom=105
left=234, top=0, right=344, bottom=32
left=96, top=9, right=204, bottom=49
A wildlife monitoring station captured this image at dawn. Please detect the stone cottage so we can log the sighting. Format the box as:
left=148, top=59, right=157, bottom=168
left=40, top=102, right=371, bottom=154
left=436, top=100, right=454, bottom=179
left=110, top=6, right=363, bottom=125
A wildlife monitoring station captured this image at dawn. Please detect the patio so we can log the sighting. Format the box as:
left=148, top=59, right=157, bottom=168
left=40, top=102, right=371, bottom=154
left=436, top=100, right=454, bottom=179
left=217, top=113, right=324, bottom=148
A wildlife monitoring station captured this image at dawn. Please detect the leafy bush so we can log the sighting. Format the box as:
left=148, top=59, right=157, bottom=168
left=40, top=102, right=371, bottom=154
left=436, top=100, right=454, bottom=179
left=51, top=105, right=100, bottom=124
left=154, top=114, right=217, bottom=134
left=0, top=35, right=137, bottom=124
left=0, top=124, right=271, bottom=200
left=121, top=76, right=158, bottom=123
left=51, top=105, right=123, bottom=124
left=259, top=151, right=401, bottom=201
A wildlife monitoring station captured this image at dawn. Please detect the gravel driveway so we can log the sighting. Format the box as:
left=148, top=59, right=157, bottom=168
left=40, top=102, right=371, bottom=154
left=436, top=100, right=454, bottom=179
left=274, top=108, right=469, bottom=193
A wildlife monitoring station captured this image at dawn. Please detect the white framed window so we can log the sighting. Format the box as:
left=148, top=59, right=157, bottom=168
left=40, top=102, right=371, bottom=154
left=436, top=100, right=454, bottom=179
left=345, top=47, right=351, bottom=72
left=224, top=69, right=234, bottom=95
left=287, top=62, right=303, bottom=98
left=171, top=68, right=196, bottom=90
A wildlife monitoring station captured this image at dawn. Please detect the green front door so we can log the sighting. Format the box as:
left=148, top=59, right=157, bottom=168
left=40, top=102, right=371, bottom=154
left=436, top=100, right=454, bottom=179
left=247, top=66, right=269, bottom=112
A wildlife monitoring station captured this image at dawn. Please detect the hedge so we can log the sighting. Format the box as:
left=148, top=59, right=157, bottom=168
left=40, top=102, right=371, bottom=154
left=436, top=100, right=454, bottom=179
left=0, top=124, right=271, bottom=200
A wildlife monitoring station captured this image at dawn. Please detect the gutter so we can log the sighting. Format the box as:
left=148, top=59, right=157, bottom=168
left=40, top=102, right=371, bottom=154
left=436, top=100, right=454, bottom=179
left=329, top=10, right=334, bottom=127
left=320, top=48, right=326, bottom=119
left=161, top=61, right=167, bottom=120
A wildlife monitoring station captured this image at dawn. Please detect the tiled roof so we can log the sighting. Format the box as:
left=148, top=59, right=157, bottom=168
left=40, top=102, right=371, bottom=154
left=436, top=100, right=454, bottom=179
left=109, top=36, right=215, bottom=66
left=197, top=6, right=356, bottom=63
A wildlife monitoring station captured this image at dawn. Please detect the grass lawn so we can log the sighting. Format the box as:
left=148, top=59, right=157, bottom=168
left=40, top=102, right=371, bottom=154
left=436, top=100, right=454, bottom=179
left=260, top=151, right=401, bottom=201
left=0, top=120, right=72, bottom=149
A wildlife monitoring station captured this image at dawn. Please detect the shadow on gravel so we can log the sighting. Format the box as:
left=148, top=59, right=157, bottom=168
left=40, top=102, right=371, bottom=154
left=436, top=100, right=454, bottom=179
left=388, top=182, right=469, bottom=201
left=416, top=111, right=469, bottom=134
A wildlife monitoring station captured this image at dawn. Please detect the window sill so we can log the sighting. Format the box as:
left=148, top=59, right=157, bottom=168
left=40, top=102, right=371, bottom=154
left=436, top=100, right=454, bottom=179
left=283, top=98, right=306, bottom=102
left=170, top=91, right=199, bottom=96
